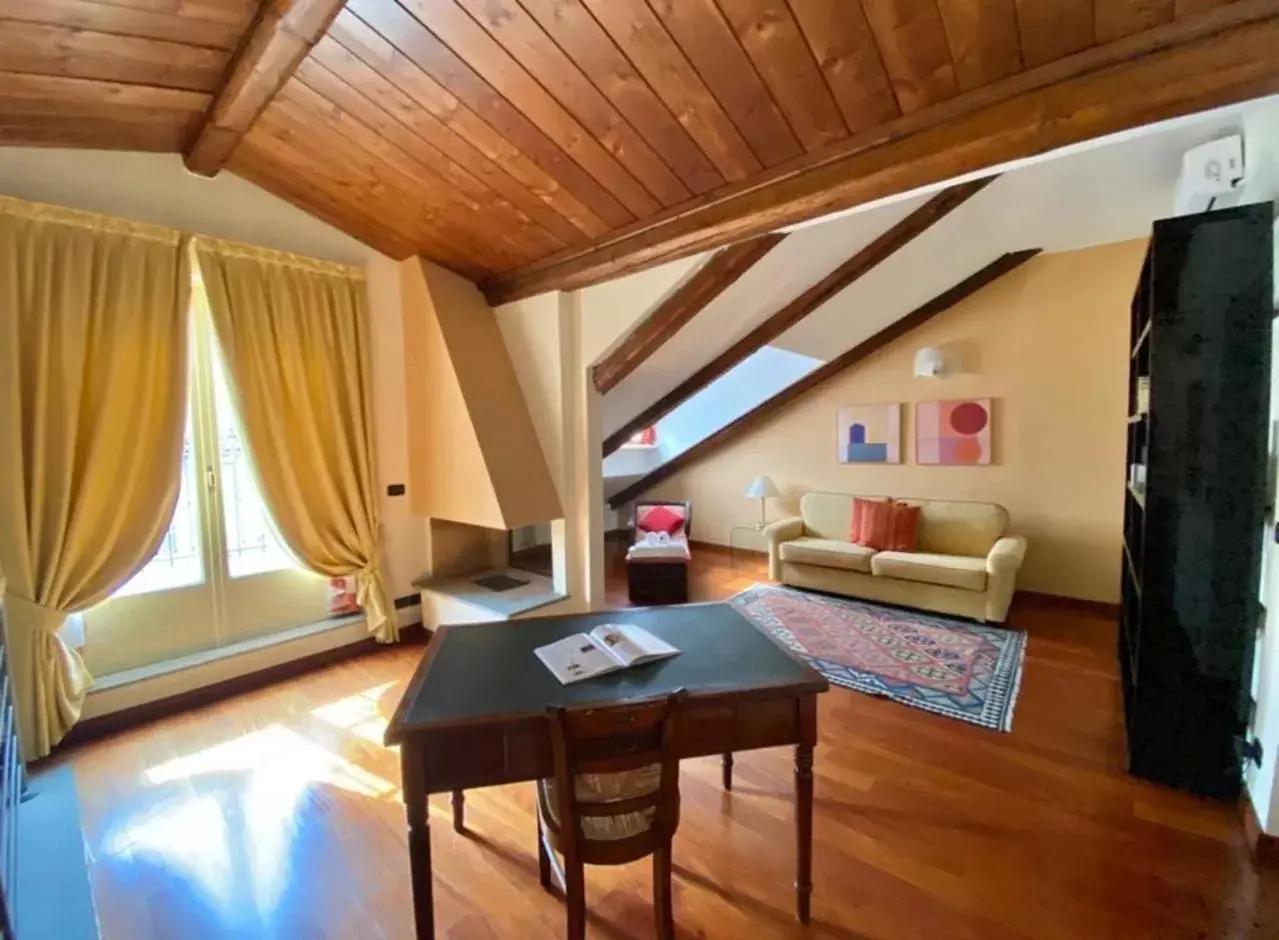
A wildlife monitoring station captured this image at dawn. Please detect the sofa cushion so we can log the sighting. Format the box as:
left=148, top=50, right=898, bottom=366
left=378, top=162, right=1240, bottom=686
left=779, top=537, right=876, bottom=573
left=801, top=493, right=1007, bottom=556
left=912, top=501, right=1008, bottom=557
left=801, top=492, right=885, bottom=540
left=870, top=551, right=988, bottom=592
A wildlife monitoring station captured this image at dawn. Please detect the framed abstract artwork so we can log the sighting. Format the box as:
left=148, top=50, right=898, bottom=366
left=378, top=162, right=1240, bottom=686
left=837, top=404, right=901, bottom=464
left=916, top=399, right=992, bottom=465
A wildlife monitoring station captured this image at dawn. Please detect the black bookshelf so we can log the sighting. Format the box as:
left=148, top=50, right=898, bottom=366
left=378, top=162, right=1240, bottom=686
left=1120, top=202, right=1274, bottom=800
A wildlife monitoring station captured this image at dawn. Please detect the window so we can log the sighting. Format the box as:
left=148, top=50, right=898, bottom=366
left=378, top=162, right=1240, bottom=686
left=213, top=353, right=297, bottom=579
left=112, top=323, right=301, bottom=598
left=624, top=426, right=657, bottom=447
left=114, top=422, right=204, bottom=598
left=85, top=276, right=329, bottom=678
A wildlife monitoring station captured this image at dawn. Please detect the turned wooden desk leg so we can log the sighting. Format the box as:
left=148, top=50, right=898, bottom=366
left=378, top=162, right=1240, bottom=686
left=722, top=752, right=734, bottom=791
left=452, top=790, right=464, bottom=833
left=794, top=742, right=813, bottom=924
left=402, top=744, right=435, bottom=940
left=795, top=695, right=817, bottom=925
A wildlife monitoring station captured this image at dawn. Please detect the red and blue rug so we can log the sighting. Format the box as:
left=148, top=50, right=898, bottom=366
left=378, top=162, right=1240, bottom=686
left=731, top=584, right=1026, bottom=732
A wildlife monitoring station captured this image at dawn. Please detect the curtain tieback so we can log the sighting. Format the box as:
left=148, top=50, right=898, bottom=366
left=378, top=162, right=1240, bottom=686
left=4, top=592, right=67, bottom=637
left=354, top=565, right=382, bottom=601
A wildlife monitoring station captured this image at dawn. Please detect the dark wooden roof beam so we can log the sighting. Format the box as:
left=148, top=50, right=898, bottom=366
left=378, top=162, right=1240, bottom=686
left=184, top=0, right=348, bottom=177
left=606, top=249, right=1042, bottom=508
left=601, top=177, right=995, bottom=456
left=592, top=232, right=788, bottom=395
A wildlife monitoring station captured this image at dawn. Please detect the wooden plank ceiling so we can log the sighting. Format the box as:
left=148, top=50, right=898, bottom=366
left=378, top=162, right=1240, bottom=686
left=0, top=0, right=1271, bottom=287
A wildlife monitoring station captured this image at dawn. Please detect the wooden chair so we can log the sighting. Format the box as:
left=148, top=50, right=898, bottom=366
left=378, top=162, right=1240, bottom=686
left=536, top=691, right=686, bottom=940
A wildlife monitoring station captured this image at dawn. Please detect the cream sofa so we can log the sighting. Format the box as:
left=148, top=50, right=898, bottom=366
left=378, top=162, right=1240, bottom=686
left=762, top=493, right=1027, bottom=623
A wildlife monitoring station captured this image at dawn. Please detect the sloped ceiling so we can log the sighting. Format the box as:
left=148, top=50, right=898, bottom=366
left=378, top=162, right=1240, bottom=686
left=599, top=93, right=1279, bottom=437
left=2, top=0, right=1277, bottom=293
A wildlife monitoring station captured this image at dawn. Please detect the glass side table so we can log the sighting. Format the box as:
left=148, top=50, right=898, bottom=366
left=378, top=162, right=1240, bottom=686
left=728, top=525, right=767, bottom=565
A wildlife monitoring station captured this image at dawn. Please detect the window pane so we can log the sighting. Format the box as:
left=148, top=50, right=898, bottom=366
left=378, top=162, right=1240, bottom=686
left=114, top=426, right=203, bottom=598
left=212, top=352, right=300, bottom=579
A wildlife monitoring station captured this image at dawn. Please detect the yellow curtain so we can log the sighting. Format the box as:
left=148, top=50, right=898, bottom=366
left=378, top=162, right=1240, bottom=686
left=193, top=238, right=395, bottom=643
left=0, top=195, right=190, bottom=758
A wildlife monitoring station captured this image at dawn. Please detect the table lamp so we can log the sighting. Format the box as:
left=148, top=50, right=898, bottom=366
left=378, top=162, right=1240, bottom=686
left=745, top=475, right=781, bottom=529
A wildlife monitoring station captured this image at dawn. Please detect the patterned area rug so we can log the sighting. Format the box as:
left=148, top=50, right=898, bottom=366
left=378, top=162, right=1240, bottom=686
left=731, top=584, right=1026, bottom=731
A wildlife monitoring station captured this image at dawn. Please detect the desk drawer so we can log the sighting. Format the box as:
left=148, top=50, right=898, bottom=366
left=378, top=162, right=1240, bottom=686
left=422, top=722, right=551, bottom=792
left=679, top=698, right=802, bottom=758
left=418, top=695, right=813, bottom=792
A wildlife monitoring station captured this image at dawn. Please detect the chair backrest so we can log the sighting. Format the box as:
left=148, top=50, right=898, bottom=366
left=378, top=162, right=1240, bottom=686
left=634, top=501, right=692, bottom=540
left=546, top=691, right=685, bottom=864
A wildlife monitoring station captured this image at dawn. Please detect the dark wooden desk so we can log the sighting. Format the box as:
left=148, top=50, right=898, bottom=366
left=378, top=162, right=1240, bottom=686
left=385, top=602, right=829, bottom=940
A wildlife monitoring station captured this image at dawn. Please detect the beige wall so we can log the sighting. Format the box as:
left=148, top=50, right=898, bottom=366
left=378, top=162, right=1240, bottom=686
left=649, top=240, right=1148, bottom=602
left=364, top=256, right=429, bottom=601
left=0, top=148, right=375, bottom=265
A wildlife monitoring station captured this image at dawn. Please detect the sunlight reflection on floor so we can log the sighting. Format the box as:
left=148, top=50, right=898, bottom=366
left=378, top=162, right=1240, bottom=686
left=97, top=700, right=406, bottom=925
left=145, top=723, right=397, bottom=798
left=309, top=680, right=398, bottom=748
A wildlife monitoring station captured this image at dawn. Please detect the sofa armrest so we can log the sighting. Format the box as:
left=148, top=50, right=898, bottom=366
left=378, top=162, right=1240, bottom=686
left=762, top=516, right=804, bottom=580
left=985, top=536, right=1027, bottom=622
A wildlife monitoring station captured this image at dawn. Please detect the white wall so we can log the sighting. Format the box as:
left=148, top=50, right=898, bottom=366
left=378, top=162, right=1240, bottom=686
left=495, top=291, right=579, bottom=603
left=0, top=149, right=376, bottom=265
left=578, top=253, right=705, bottom=367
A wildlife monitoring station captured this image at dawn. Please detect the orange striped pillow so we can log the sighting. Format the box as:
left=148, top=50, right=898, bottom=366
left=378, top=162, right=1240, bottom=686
left=885, top=502, right=921, bottom=552
left=849, top=497, right=878, bottom=542
left=855, top=500, right=893, bottom=550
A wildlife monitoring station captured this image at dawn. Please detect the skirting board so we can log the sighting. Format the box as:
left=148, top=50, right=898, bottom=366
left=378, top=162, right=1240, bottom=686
left=1241, top=788, right=1279, bottom=868
left=56, top=609, right=427, bottom=752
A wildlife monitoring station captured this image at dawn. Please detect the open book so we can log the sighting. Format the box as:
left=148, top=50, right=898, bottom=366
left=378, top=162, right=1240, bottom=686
left=535, top=624, right=679, bottom=685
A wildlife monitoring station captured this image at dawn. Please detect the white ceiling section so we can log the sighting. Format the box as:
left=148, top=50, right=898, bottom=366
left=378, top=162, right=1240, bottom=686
left=602, top=93, right=1279, bottom=435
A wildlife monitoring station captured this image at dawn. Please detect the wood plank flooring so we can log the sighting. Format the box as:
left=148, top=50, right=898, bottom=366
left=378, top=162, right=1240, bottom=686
left=52, top=546, right=1278, bottom=938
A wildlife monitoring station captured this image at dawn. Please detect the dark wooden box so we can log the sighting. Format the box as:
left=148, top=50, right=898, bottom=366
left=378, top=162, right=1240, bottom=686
left=626, top=557, right=689, bottom=606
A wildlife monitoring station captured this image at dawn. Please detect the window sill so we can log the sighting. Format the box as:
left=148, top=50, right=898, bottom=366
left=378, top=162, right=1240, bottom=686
left=91, top=614, right=365, bottom=693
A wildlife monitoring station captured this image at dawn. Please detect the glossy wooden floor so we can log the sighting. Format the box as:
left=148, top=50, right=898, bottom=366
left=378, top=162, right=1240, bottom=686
left=55, top=546, right=1278, bottom=939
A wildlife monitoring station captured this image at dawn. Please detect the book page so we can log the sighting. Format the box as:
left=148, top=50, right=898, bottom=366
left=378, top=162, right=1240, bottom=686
left=588, top=624, right=647, bottom=667
left=590, top=624, right=678, bottom=666
left=534, top=634, right=623, bottom=685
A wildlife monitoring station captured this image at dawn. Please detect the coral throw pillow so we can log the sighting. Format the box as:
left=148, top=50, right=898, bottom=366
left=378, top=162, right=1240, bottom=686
left=886, top=502, right=921, bottom=552
left=855, top=500, right=893, bottom=550
left=637, top=504, right=685, bottom=537
left=849, top=497, right=879, bottom=542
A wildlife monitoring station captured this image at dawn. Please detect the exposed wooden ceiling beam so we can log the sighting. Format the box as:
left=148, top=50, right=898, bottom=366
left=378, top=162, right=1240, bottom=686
left=607, top=249, right=1042, bottom=509
left=592, top=233, right=788, bottom=395
left=482, top=3, right=1279, bottom=304
left=601, top=177, right=993, bottom=456
left=184, top=0, right=347, bottom=177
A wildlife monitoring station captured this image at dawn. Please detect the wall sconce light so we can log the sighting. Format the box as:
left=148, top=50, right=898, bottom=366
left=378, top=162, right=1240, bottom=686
left=914, top=346, right=944, bottom=378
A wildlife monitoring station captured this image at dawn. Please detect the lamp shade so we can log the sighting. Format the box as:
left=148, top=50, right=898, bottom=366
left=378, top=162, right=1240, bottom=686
left=744, top=475, right=781, bottom=499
